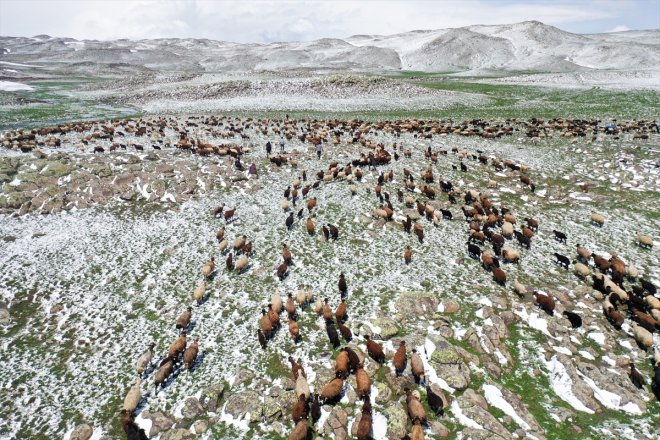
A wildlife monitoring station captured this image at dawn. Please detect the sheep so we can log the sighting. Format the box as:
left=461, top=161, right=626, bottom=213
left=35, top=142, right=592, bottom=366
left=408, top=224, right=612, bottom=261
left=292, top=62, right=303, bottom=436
left=288, top=317, right=301, bottom=342
left=225, top=253, right=233, bottom=271
left=289, top=356, right=306, bottom=380
left=320, top=377, right=344, bottom=403
left=154, top=357, right=174, bottom=392
left=233, top=235, right=246, bottom=252
left=296, top=288, right=306, bottom=307
left=467, top=243, right=482, bottom=259
left=574, top=261, right=590, bottom=278
left=120, top=409, right=148, bottom=440
left=183, top=337, right=199, bottom=371
left=201, top=257, right=215, bottom=278
left=338, top=321, right=353, bottom=341
left=632, top=309, right=656, bottom=333
left=553, top=229, right=567, bottom=243
left=311, top=393, right=321, bottom=423
left=393, top=341, right=407, bottom=375
left=576, top=244, right=592, bottom=261
left=405, top=388, right=428, bottom=424
left=123, top=379, right=142, bottom=413
left=335, top=299, right=347, bottom=323
left=627, top=264, right=639, bottom=279
left=218, top=238, right=228, bottom=254
left=313, top=297, right=323, bottom=314
left=554, top=253, right=570, bottom=269
left=326, top=320, right=341, bottom=348
left=257, top=329, right=267, bottom=350
left=365, top=335, right=385, bottom=363
left=135, top=342, right=155, bottom=376
left=292, top=394, right=308, bottom=424
left=524, top=217, right=539, bottom=231
left=632, top=323, right=653, bottom=349
left=288, top=420, right=309, bottom=440
left=636, top=233, right=653, bottom=248
left=276, top=262, right=289, bottom=281
left=215, top=227, right=225, bottom=241
left=501, top=248, right=520, bottom=263
left=513, top=280, right=526, bottom=297
left=563, top=310, right=583, bottom=328
left=410, top=421, right=425, bottom=440
left=285, top=212, right=294, bottom=229
left=591, top=211, right=605, bottom=227
left=605, top=306, right=624, bottom=330
left=356, top=398, right=373, bottom=440
left=426, top=384, right=446, bottom=415
left=501, top=221, right=514, bottom=238
left=413, top=223, right=424, bottom=243
left=266, top=304, right=280, bottom=329
left=322, top=298, right=333, bottom=320
left=286, top=293, right=297, bottom=317
left=629, top=363, right=645, bottom=389
left=167, top=331, right=187, bottom=359
left=282, top=244, right=293, bottom=265
left=338, top=273, right=347, bottom=296
left=259, top=309, right=273, bottom=338
left=175, top=307, right=192, bottom=332
left=646, top=295, right=660, bottom=310
left=411, top=349, right=425, bottom=383
left=271, top=292, right=283, bottom=313
left=534, top=292, right=555, bottom=315
left=281, top=199, right=290, bottom=211
left=404, top=246, right=413, bottom=264
left=235, top=255, right=249, bottom=272
left=492, top=267, right=506, bottom=286
left=356, top=364, right=371, bottom=398
left=306, top=217, right=315, bottom=235
left=295, top=371, right=311, bottom=400
left=335, top=350, right=350, bottom=379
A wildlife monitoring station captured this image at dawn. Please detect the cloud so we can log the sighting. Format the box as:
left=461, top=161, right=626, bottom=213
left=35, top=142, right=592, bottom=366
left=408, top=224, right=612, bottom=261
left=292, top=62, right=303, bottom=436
left=609, top=25, right=631, bottom=32
left=0, top=0, right=656, bottom=41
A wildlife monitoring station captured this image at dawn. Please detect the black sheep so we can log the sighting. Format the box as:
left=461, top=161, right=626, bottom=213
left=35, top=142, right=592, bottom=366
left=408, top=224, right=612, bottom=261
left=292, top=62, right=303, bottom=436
left=467, top=243, right=482, bottom=259
left=562, top=310, right=583, bottom=328
left=552, top=229, right=567, bottom=243
left=554, top=252, right=570, bottom=269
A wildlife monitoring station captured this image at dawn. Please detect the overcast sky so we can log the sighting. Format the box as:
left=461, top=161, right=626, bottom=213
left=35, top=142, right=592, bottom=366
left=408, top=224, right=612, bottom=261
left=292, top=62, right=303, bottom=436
left=0, top=0, right=658, bottom=42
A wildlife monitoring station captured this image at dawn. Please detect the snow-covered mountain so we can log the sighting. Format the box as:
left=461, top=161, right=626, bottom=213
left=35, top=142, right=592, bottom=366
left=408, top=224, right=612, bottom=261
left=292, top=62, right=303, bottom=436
left=1, top=21, right=658, bottom=74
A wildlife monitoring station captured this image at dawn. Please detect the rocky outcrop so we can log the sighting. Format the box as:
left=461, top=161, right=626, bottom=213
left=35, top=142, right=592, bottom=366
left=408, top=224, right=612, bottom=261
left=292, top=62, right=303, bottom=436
left=396, top=291, right=439, bottom=321
left=428, top=334, right=471, bottom=390
left=69, top=424, right=93, bottom=440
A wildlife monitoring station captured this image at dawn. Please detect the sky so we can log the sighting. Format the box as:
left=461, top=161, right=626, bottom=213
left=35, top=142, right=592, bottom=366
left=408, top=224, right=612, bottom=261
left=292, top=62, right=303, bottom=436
left=0, top=0, right=658, bottom=42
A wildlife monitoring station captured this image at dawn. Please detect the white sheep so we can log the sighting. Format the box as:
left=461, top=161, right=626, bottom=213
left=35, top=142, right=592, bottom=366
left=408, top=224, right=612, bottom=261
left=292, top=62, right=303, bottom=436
left=123, top=379, right=142, bottom=413
left=632, top=323, right=653, bottom=349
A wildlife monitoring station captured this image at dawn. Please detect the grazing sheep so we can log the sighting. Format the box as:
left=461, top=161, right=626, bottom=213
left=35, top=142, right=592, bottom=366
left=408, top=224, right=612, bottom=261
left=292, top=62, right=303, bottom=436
left=605, top=306, right=624, bottom=330
left=524, top=217, right=539, bottom=231
left=501, top=221, right=514, bottom=238
left=553, top=230, right=567, bottom=243
left=534, top=292, right=555, bottom=315
left=296, top=288, right=306, bottom=307
left=322, top=298, right=333, bottom=321
left=492, top=267, right=506, bottom=286
left=513, top=280, right=526, bottom=297
left=276, top=262, right=288, bottom=281
left=632, top=309, right=656, bottom=333
left=281, top=199, right=290, bottom=211
left=356, top=398, right=373, bottom=440
left=120, top=409, right=149, bottom=440
left=176, top=307, right=192, bottom=332
left=326, top=320, right=341, bottom=348
left=288, top=420, right=309, bottom=440
left=335, top=299, right=347, bottom=323
left=411, top=349, right=425, bottom=383
left=591, top=212, right=605, bottom=227
left=573, top=261, right=590, bottom=278
left=285, top=212, right=294, bottom=230
left=337, top=321, right=352, bottom=341
left=413, top=223, right=424, bottom=243
left=356, top=364, right=371, bottom=398
left=636, top=233, right=653, bottom=248
left=266, top=304, right=280, bottom=328
left=576, top=244, right=592, bottom=262
left=215, top=227, right=225, bottom=241
left=410, top=420, right=425, bottom=440
left=467, top=243, right=482, bottom=259
left=501, top=248, right=520, bottom=263
left=563, top=310, right=583, bottom=328
left=311, top=393, right=321, bottom=423
left=393, top=341, right=407, bottom=375
left=290, top=356, right=306, bottom=380
left=646, top=295, right=660, bottom=310
left=632, top=323, right=653, bottom=349
left=286, top=293, right=297, bottom=317
left=313, top=297, right=323, bottom=314
left=629, top=363, right=645, bottom=389
left=338, top=273, right=348, bottom=297
left=233, top=235, right=246, bottom=252
left=218, top=239, right=228, bottom=253
left=405, top=388, right=428, bottom=424
left=260, top=309, right=273, bottom=338
left=320, top=377, right=344, bottom=403
left=271, top=292, right=283, bottom=313
left=225, top=253, right=234, bottom=271
left=123, top=379, right=142, bottom=413
left=365, top=335, right=385, bottom=363
left=627, top=264, right=639, bottom=279
left=135, top=343, right=155, bottom=375
left=183, top=337, right=199, bottom=371
left=235, top=255, right=249, bottom=272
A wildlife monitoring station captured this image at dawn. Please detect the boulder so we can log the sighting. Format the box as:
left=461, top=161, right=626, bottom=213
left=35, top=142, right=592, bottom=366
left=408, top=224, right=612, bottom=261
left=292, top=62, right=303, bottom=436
left=0, top=302, right=10, bottom=325
left=383, top=404, right=407, bottom=440
left=224, top=390, right=261, bottom=424
left=160, top=428, right=195, bottom=440
left=371, top=316, right=399, bottom=339
left=181, top=397, right=204, bottom=419
left=69, top=423, right=93, bottom=440
left=322, top=406, right=348, bottom=440
left=142, top=411, right=175, bottom=437
left=396, top=291, right=439, bottom=320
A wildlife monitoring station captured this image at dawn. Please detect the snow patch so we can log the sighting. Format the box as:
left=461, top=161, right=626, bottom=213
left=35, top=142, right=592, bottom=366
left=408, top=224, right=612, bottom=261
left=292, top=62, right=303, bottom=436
left=544, top=355, right=594, bottom=414
left=483, top=384, right=531, bottom=430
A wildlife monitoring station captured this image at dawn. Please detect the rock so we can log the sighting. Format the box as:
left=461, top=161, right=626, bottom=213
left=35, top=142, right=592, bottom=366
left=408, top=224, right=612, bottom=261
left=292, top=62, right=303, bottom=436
left=384, top=404, right=407, bottom=440
left=262, top=395, right=283, bottom=421
left=49, top=303, right=64, bottom=314
left=69, top=423, right=93, bottom=440
left=181, top=397, right=204, bottom=419
left=576, top=361, right=646, bottom=413
left=457, top=392, right=512, bottom=439
left=554, top=355, right=601, bottom=413
left=232, top=368, right=254, bottom=387
left=200, top=383, right=225, bottom=412
left=403, top=208, right=421, bottom=221
left=374, top=381, right=392, bottom=405
left=429, top=420, right=449, bottom=437
left=142, top=411, right=175, bottom=437
left=41, top=160, right=73, bottom=177
left=160, top=428, right=195, bottom=440
left=499, top=311, right=517, bottom=326
left=351, top=413, right=363, bottom=437
left=396, top=291, right=439, bottom=320
left=323, top=406, right=348, bottom=440
left=224, top=390, right=261, bottom=423
left=371, top=316, right=399, bottom=339
left=442, top=299, right=460, bottom=313
left=193, top=420, right=208, bottom=434
left=428, top=334, right=471, bottom=390
left=120, top=190, right=135, bottom=201
left=496, top=386, right=545, bottom=436
left=0, top=302, right=10, bottom=325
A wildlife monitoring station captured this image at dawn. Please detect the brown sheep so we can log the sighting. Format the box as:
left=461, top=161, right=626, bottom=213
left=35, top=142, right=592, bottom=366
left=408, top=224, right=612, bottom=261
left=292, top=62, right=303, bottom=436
left=282, top=244, right=293, bottom=265
left=404, top=246, right=413, bottom=264
left=335, top=350, right=350, bottom=379
left=277, top=262, right=289, bottom=281
left=260, top=309, right=274, bottom=338
left=292, top=393, right=308, bottom=423
left=410, top=420, right=425, bottom=440
left=167, top=332, right=187, bottom=359
left=233, top=235, right=246, bottom=252
left=215, top=227, right=225, bottom=241
left=154, top=357, right=174, bottom=392
left=534, top=292, right=555, bottom=316
left=356, top=397, right=373, bottom=440
left=257, top=329, right=267, bottom=350
left=413, top=223, right=424, bottom=243
left=356, top=364, right=371, bottom=398
left=393, top=340, right=407, bottom=375
left=605, top=306, right=624, bottom=330
left=201, top=257, right=215, bottom=278
left=289, top=317, right=301, bottom=342
left=289, top=356, right=306, bottom=380
left=338, top=321, right=353, bottom=341
left=286, top=293, right=297, bottom=317
left=306, top=217, right=315, bottom=235
left=175, top=307, right=192, bottom=332
left=322, top=298, right=333, bottom=321
left=288, top=420, right=309, bottom=440
left=335, top=299, right=347, bottom=323
left=320, top=377, right=344, bottom=403
left=365, top=335, right=385, bottom=363
left=338, top=273, right=347, bottom=296
left=492, top=267, right=506, bottom=285
left=183, top=337, right=199, bottom=370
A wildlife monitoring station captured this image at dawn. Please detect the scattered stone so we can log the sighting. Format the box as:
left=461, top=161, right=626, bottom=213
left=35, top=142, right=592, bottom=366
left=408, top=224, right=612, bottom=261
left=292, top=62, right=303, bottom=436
left=200, top=383, right=225, bottom=412
left=323, top=406, right=348, bottom=440
left=193, top=420, right=208, bottom=434
left=142, top=411, right=175, bottom=437
left=0, top=302, right=10, bottom=325
left=384, top=404, right=407, bottom=440
left=160, top=428, right=195, bottom=440
left=181, top=397, right=204, bottom=419
left=224, top=390, right=261, bottom=423
left=69, top=423, right=93, bottom=440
